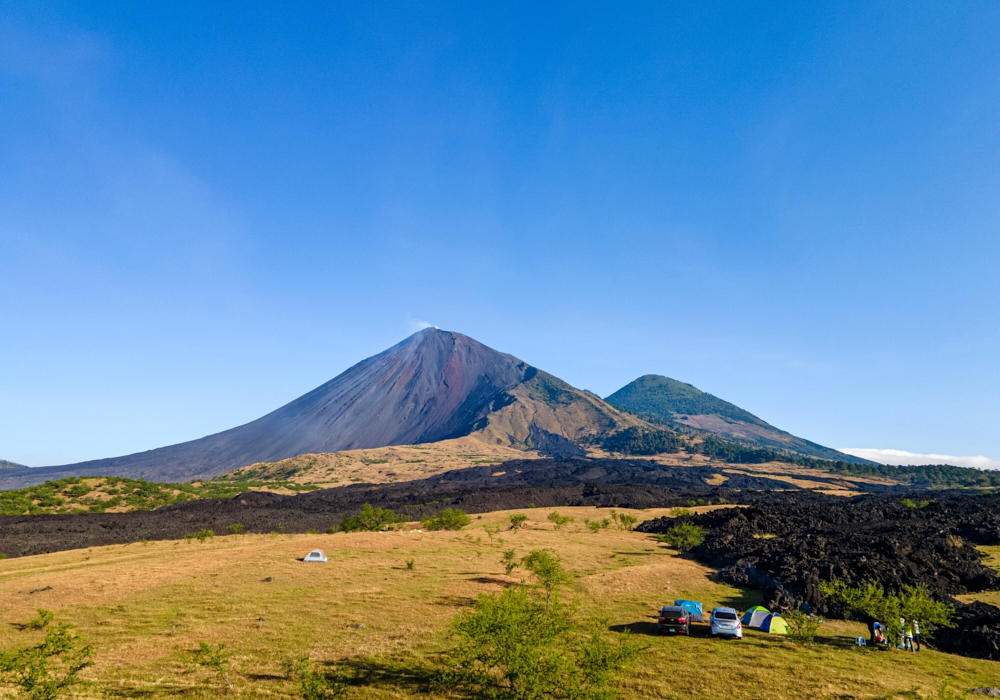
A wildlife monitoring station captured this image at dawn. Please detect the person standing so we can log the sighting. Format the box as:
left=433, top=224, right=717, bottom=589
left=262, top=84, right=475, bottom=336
left=913, top=619, right=922, bottom=652
left=903, top=620, right=914, bottom=651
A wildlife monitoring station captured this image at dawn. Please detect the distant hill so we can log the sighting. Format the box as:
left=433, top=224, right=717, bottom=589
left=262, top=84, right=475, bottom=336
left=605, top=375, right=868, bottom=464
left=0, top=460, right=27, bottom=470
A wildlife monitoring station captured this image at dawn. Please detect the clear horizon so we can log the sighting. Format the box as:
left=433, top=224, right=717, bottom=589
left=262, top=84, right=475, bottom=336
left=2, top=3, right=998, bottom=467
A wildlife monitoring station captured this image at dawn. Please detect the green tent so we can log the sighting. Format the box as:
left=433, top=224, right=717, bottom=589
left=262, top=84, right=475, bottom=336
left=741, top=606, right=770, bottom=628
left=761, top=613, right=789, bottom=635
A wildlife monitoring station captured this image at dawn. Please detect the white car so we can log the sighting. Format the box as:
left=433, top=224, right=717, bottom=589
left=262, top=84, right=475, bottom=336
left=710, top=607, right=743, bottom=639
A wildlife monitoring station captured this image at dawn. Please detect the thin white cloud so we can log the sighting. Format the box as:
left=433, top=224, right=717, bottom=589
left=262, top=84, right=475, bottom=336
left=840, top=448, right=1000, bottom=471
left=406, top=317, right=435, bottom=333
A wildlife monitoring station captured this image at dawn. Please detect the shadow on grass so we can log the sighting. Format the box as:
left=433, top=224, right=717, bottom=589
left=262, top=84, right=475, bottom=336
left=320, top=656, right=439, bottom=694
left=468, top=575, right=519, bottom=587
left=610, top=621, right=660, bottom=636
left=434, top=595, right=476, bottom=607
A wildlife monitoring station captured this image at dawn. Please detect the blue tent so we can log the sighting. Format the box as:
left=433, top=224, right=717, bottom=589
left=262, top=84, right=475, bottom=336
left=674, top=600, right=704, bottom=622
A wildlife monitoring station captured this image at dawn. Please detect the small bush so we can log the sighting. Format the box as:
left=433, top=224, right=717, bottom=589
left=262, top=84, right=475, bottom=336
left=585, top=519, right=602, bottom=534
left=663, top=523, right=705, bottom=552
left=439, top=587, right=639, bottom=700
left=193, top=641, right=232, bottom=690
left=783, top=609, right=823, bottom=645
left=610, top=510, right=638, bottom=531
left=306, top=529, right=319, bottom=535
left=227, top=523, right=244, bottom=535
left=0, top=610, right=94, bottom=699
left=547, top=511, right=574, bottom=530
left=670, top=507, right=693, bottom=517
left=422, top=508, right=471, bottom=531
left=339, top=503, right=404, bottom=532
left=194, top=529, right=214, bottom=543
left=509, top=514, right=528, bottom=530
left=406, top=559, right=415, bottom=570
left=521, top=550, right=571, bottom=601
left=483, top=523, right=501, bottom=545
left=902, top=498, right=931, bottom=509
left=501, top=549, right=519, bottom=575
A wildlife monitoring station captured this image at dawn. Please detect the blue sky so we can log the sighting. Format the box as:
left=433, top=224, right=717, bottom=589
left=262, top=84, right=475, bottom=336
left=1, top=2, right=998, bottom=467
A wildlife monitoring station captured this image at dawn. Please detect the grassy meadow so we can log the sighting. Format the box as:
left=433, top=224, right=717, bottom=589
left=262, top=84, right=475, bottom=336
left=1, top=506, right=997, bottom=699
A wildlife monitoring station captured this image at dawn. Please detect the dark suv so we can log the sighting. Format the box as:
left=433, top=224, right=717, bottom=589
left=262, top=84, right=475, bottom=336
left=657, top=605, right=690, bottom=635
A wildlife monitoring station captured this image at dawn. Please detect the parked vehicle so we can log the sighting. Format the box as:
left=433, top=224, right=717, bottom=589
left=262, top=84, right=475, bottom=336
left=710, top=607, right=743, bottom=639
left=657, top=605, right=690, bottom=635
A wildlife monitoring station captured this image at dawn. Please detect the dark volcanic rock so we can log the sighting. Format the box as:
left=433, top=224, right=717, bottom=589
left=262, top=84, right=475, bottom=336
left=935, top=601, right=1000, bottom=661
left=638, top=491, right=1000, bottom=605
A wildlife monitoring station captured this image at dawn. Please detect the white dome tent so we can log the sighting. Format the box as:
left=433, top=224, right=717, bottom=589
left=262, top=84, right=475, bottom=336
left=303, top=549, right=327, bottom=563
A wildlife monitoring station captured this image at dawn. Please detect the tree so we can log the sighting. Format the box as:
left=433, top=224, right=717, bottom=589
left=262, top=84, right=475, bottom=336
left=521, top=550, right=572, bottom=603
left=422, top=508, right=471, bottom=531
left=0, top=610, right=94, bottom=700
left=509, top=514, right=528, bottom=530
left=483, top=523, right=502, bottom=545
left=547, top=512, right=574, bottom=531
left=502, top=549, right=520, bottom=575
left=782, top=609, right=822, bottom=646
left=662, top=523, right=705, bottom=552
left=439, top=587, right=639, bottom=700
left=339, top=503, right=404, bottom=532
left=819, top=581, right=954, bottom=644
left=609, top=511, right=638, bottom=532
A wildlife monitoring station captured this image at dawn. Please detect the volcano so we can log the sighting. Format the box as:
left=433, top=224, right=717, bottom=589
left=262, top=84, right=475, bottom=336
left=3, top=329, right=637, bottom=487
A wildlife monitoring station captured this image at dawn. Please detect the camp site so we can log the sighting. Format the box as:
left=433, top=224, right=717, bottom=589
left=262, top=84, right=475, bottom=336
left=4, top=502, right=1000, bottom=699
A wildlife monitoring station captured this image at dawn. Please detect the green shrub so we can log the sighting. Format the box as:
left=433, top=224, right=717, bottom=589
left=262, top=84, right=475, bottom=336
left=0, top=610, right=94, bottom=699
left=609, top=510, right=638, bottom=531
left=783, top=609, right=823, bottom=645
left=422, top=508, right=471, bottom=531
left=819, top=581, right=955, bottom=642
left=406, top=559, right=415, bottom=570
left=509, top=513, right=528, bottom=530
left=521, top=550, right=571, bottom=602
left=901, top=498, right=931, bottom=509
left=193, top=642, right=232, bottom=690
left=547, top=511, right=574, bottom=530
left=483, top=523, right=501, bottom=545
left=669, top=507, right=693, bottom=517
left=227, top=523, right=244, bottom=535
left=585, top=519, right=602, bottom=534
left=662, top=523, right=705, bottom=552
left=439, top=587, right=639, bottom=700
left=193, top=529, right=214, bottom=543
left=283, top=654, right=348, bottom=699
left=502, top=549, right=519, bottom=575
left=339, top=503, right=404, bottom=532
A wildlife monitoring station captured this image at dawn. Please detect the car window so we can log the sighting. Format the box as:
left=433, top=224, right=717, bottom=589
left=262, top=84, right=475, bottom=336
left=662, top=611, right=683, bottom=619
left=715, top=612, right=738, bottom=620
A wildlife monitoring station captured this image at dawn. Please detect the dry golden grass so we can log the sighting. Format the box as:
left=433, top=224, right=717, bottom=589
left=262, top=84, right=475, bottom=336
left=226, top=437, right=541, bottom=488
left=3, top=508, right=995, bottom=699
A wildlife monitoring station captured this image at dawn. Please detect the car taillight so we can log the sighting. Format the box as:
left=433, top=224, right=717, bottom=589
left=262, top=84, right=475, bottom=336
left=678, top=618, right=687, bottom=624
left=736, top=622, right=742, bottom=628
left=658, top=617, right=665, bottom=623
